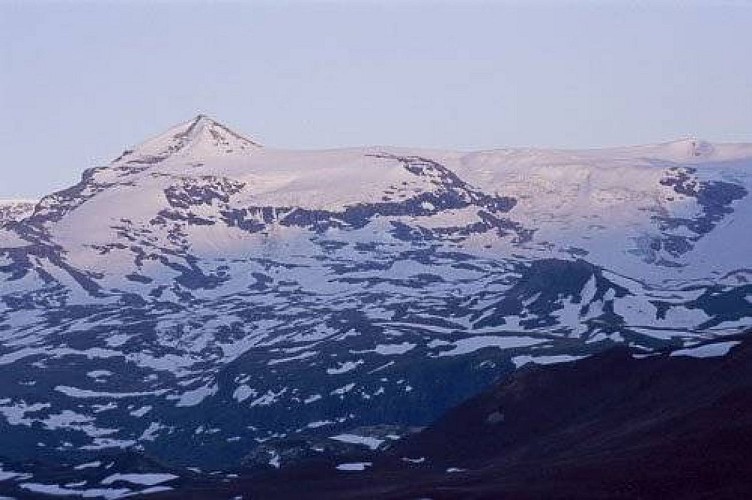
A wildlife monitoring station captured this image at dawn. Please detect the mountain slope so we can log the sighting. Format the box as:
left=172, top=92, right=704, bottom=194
left=197, top=336, right=752, bottom=500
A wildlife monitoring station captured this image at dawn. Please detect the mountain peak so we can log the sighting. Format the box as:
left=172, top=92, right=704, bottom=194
left=187, top=113, right=223, bottom=132
left=113, top=114, right=261, bottom=165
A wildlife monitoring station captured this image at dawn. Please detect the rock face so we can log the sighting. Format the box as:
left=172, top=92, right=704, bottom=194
left=0, top=116, right=751, bottom=469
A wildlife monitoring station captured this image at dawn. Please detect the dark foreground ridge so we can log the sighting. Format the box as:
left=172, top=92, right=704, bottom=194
left=217, top=335, right=752, bottom=500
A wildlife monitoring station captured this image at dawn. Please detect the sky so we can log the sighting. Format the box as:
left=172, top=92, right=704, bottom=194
left=1, top=0, right=751, bottom=199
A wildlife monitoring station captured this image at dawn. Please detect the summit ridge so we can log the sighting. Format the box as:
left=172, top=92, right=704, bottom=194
left=113, top=114, right=261, bottom=166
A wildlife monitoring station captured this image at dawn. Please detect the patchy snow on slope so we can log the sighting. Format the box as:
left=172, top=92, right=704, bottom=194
left=175, top=384, right=218, bottom=407
left=101, top=472, right=178, bottom=486
left=372, top=343, right=416, bottom=355
left=512, top=354, right=587, bottom=368
left=54, top=386, right=168, bottom=399
left=335, top=462, right=372, bottom=471
left=250, top=388, right=287, bottom=407
left=20, top=483, right=132, bottom=499
left=326, top=360, right=364, bottom=375
left=0, top=465, right=32, bottom=481
left=670, top=341, right=740, bottom=358
left=329, top=433, right=384, bottom=450
left=438, top=336, right=547, bottom=357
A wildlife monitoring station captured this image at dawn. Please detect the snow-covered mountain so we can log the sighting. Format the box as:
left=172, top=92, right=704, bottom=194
left=1, top=115, right=750, bottom=469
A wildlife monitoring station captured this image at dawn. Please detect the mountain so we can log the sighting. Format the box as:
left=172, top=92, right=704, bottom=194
left=0, top=116, right=750, bottom=473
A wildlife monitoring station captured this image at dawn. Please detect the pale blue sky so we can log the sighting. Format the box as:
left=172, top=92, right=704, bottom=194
left=1, top=1, right=751, bottom=198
